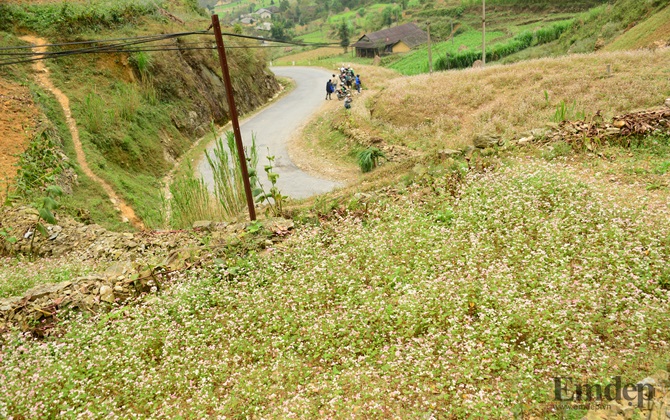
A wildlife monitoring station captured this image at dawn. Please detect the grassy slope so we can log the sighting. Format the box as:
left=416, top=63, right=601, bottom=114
left=605, top=5, right=670, bottom=51
left=370, top=49, right=670, bottom=152
left=2, top=138, right=670, bottom=417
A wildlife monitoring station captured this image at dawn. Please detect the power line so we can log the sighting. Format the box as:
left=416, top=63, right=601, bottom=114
left=0, top=31, right=210, bottom=51
left=0, top=30, right=339, bottom=67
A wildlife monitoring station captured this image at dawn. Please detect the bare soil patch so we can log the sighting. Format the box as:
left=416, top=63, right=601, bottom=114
left=0, top=79, right=39, bottom=200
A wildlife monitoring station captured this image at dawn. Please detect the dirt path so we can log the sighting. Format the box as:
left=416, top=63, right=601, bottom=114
left=21, top=35, right=144, bottom=229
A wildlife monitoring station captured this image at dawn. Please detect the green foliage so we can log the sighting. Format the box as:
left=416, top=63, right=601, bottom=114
left=434, top=20, right=573, bottom=71
left=251, top=151, right=287, bottom=217
left=0, top=227, right=18, bottom=252
left=129, top=52, right=152, bottom=79
left=0, top=1, right=162, bottom=36
left=337, top=19, right=351, bottom=52
left=356, top=147, right=386, bottom=173
left=206, top=130, right=259, bottom=218
left=30, top=185, right=63, bottom=254
left=15, top=123, right=67, bottom=197
left=167, top=163, right=214, bottom=229
left=552, top=100, right=585, bottom=123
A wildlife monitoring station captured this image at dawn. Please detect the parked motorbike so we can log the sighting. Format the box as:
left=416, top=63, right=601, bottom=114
left=336, top=87, right=348, bottom=100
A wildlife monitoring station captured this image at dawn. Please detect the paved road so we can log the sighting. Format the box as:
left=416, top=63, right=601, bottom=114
left=198, top=66, right=341, bottom=199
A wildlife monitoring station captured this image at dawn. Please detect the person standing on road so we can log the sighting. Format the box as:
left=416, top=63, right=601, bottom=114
left=326, top=79, right=334, bottom=100
left=355, top=74, right=361, bottom=94
left=331, top=74, right=339, bottom=90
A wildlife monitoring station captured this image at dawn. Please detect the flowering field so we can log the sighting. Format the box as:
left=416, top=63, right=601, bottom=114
left=1, top=149, right=669, bottom=417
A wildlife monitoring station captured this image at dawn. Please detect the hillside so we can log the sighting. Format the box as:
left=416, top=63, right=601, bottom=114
left=0, top=0, right=280, bottom=229
left=274, top=0, right=670, bottom=74
left=1, top=0, right=670, bottom=418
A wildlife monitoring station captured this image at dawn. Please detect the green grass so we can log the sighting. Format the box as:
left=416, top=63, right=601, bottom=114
left=387, top=29, right=506, bottom=75
left=0, top=256, right=102, bottom=298
left=0, top=0, right=162, bottom=38
left=296, top=30, right=332, bottom=44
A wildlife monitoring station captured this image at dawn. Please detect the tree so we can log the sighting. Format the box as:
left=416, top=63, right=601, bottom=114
left=271, top=21, right=291, bottom=41
left=337, top=20, right=351, bottom=53
left=381, top=6, right=393, bottom=28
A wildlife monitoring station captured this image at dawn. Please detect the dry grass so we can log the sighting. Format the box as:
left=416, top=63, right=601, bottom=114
left=274, top=47, right=344, bottom=65
left=370, top=49, right=670, bottom=151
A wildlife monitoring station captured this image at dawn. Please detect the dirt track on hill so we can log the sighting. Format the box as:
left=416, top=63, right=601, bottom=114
left=21, top=35, right=144, bottom=229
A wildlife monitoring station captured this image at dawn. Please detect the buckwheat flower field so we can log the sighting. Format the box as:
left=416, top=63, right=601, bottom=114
left=1, top=159, right=668, bottom=418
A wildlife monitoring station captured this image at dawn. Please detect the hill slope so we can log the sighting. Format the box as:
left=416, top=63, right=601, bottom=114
left=0, top=0, right=279, bottom=229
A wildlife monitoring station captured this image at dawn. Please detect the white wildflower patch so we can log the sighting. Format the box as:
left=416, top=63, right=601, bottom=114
left=1, top=159, right=668, bottom=418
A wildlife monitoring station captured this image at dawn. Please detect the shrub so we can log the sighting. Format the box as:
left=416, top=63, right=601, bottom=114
left=356, top=147, right=386, bottom=173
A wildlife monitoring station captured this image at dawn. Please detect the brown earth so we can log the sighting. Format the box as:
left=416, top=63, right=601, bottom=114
left=0, top=79, right=39, bottom=200
left=20, top=35, right=145, bottom=230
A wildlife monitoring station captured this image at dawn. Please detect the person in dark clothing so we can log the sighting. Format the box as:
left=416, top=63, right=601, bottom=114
left=344, top=93, right=352, bottom=109
left=355, top=74, right=361, bottom=93
left=326, top=79, right=334, bottom=100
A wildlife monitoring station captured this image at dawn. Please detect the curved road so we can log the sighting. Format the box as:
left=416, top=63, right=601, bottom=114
left=198, top=66, right=341, bottom=199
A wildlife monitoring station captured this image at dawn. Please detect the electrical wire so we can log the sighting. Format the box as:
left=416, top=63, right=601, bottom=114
left=0, top=31, right=210, bottom=51
left=0, top=28, right=339, bottom=67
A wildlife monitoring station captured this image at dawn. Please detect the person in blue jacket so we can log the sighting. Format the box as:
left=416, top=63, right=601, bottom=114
left=326, top=79, right=334, bottom=100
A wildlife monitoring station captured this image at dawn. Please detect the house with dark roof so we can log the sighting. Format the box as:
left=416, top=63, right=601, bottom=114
left=352, top=23, right=428, bottom=58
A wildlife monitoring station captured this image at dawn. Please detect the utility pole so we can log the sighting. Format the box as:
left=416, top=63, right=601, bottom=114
left=211, top=14, right=257, bottom=221
left=427, top=21, right=433, bottom=74
left=482, top=0, right=486, bottom=67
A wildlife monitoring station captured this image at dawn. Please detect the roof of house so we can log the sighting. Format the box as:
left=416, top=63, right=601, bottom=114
left=256, top=8, right=273, bottom=15
left=352, top=23, right=428, bottom=50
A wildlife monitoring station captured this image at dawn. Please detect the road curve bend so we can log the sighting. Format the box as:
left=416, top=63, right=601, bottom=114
left=198, top=66, right=341, bottom=199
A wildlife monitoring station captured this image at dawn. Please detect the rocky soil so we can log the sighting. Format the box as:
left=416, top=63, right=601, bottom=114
left=580, top=370, right=670, bottom=420
left=0, top=205, right=294, bottom=336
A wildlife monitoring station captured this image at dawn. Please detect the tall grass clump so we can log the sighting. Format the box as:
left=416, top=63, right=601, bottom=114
left=356, top=147, right=386, bottom=173
left=206, top=130, right=258, bottom=218
left=165, top=130, right=259, bottom=228
left=168, top=163, right=216, bottom=229
left=114, top=83, right=141, bottom=122
left=80, top=92, right=106, bottom=134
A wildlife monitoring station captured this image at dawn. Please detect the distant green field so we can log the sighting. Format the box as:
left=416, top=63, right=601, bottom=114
left=387, top=30, right=506, bottom=75
left=297, top=30, right=331, bottom=44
